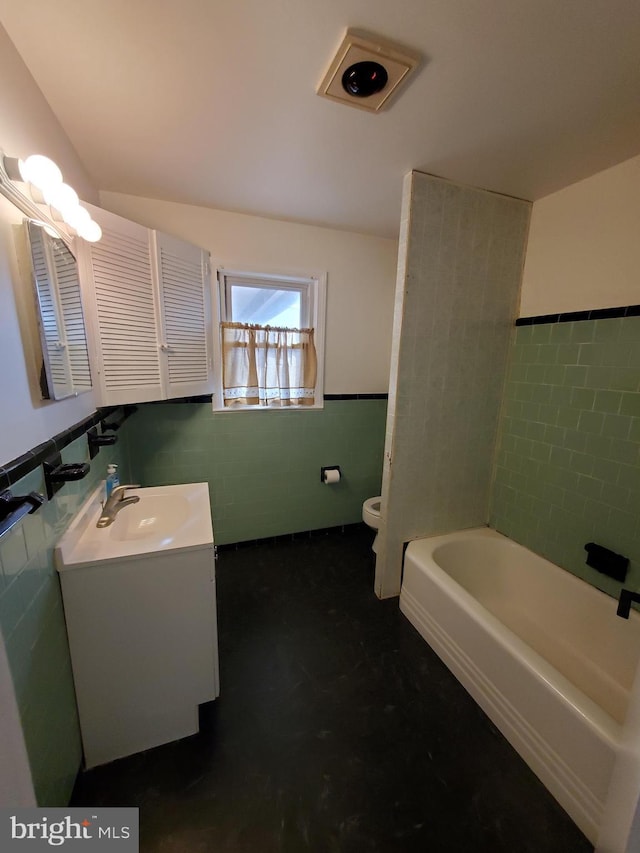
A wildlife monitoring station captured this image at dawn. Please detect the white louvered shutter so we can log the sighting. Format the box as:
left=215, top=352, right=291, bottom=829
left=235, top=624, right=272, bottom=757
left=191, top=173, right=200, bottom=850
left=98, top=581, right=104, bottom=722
left=53, top=241, right=92, bottom=391
left=81, top=205, right=162, bottom=405
left=30, top=227, right=73, bottom=398
left=153, top=231, right=213, bottom=399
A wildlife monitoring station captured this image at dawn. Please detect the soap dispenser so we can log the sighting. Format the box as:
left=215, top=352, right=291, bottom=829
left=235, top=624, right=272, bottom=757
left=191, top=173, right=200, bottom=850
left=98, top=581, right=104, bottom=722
left=105, top=464, right=119, bottom=500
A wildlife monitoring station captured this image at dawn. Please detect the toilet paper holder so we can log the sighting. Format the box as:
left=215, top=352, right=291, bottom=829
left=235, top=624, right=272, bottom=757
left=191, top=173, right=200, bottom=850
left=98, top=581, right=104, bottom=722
left=321, top=465, right=341, bottom=484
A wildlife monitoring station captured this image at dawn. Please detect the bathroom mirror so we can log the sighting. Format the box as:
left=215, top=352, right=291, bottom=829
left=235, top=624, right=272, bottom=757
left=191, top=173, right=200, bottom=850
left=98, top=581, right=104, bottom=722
left=25, top=220, right=92, bottom=400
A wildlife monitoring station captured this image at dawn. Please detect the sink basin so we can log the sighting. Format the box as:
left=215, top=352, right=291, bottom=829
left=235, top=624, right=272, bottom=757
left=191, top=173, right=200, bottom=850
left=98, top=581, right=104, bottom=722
left=108, top=493, right=191, bottom=543
left=55, top=482, right=213, bottom=570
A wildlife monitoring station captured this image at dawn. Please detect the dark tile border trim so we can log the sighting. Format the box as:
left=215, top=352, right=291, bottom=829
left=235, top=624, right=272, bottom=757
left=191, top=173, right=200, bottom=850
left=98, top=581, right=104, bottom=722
left=143, top=393, right=389, bottom=404
left=516, top=304, right=640, bottom=326
left=324, top=394, right=388, bottom=400
left=217, top=522, right=368, bottom=552
left=147, top=395, right=214, bottom=404
left=0, top=405, right=135, bottom=491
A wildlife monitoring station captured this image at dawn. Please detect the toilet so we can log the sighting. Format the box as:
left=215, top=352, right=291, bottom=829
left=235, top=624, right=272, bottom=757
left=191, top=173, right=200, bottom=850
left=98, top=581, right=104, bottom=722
left=362, top=496, right=382, bottom=553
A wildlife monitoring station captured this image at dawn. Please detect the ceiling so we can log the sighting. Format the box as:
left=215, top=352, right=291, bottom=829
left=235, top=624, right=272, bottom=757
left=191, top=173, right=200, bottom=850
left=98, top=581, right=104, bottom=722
left=1, top=0, right=639, bottom=238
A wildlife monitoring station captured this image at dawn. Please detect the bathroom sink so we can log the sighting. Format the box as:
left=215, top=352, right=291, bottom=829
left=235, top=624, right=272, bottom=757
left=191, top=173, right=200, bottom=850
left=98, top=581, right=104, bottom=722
left=55, top=482, right=213, bottom=569
left=108, top=493, right=191, bottom=543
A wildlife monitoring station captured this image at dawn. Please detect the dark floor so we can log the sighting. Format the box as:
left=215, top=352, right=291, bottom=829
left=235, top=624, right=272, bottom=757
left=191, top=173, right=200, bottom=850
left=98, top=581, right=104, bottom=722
left=71, top=525, right=593, bottom=852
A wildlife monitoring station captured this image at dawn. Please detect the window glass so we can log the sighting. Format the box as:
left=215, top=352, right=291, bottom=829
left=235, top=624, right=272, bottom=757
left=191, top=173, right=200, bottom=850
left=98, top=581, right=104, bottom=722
left=228, top=283, right=304, bottom=328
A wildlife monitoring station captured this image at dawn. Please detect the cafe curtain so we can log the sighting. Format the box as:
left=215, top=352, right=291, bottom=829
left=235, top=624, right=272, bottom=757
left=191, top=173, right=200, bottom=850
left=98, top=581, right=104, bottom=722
left=221, top=322, right=317, bottom=407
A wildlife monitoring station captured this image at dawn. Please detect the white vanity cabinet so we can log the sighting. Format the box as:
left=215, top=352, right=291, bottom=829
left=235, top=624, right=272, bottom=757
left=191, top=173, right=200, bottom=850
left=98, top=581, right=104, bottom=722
left=56, top=482, right=219, bottom=769
left=78, top=204, right=213, bottom=406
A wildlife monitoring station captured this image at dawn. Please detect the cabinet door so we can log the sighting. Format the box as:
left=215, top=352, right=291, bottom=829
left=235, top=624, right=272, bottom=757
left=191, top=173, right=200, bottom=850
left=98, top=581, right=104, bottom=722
left=153, top=231, right=213, bottom=399
left=80, top=205, right=163, bottom=405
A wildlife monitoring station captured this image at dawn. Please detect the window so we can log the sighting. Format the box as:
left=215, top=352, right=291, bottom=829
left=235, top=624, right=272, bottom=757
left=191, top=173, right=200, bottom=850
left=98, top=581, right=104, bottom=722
left=214, top=269, right=326, bottom=410
left=224, top=277, right=308, bottom=327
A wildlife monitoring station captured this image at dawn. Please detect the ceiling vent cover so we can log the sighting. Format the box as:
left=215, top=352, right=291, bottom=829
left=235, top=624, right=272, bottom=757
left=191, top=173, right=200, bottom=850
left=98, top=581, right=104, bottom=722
left=317, top=28, right=420, bottom=113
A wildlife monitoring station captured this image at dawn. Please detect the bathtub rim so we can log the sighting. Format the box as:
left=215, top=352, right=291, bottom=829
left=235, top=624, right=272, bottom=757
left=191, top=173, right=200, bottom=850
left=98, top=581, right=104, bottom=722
left=403, top=526, right=625, bottom=746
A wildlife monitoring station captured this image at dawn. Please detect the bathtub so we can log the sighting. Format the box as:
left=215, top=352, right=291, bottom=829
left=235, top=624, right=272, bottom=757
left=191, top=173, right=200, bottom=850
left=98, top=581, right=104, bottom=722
left=399, top=527, right=640, bottom=844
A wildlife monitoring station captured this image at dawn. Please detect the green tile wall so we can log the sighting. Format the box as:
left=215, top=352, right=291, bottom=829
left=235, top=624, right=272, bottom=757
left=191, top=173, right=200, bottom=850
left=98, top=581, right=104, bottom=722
left=0, top=400, right=382, bottom=801
left=490, top=315, right=640, bottom=596
left=119, top=399, right=386, bottom=545
left=0, top=433, right=129, bottom=805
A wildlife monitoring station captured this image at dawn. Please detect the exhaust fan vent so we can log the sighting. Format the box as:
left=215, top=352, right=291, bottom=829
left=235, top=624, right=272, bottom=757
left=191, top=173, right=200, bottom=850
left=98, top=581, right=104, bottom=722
left=317, top=28, right=420, bottom=113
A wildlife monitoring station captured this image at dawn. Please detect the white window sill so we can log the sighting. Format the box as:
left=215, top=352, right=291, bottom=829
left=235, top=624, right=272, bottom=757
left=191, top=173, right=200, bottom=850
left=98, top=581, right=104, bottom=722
left=211, top=400, right=325, bottom=413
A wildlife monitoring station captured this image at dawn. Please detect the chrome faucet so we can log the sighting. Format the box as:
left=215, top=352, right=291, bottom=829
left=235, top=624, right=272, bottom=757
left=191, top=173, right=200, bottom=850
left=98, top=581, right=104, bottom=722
left=96, top=484, right=141, bottom=528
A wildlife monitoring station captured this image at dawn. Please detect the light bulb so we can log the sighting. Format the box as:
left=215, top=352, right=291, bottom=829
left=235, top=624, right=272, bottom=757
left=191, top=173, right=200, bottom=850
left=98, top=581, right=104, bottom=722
left=18, top=155, right=63, bottom=193
left=63, top=204, right=91, bottom=231
left=77, top=219, right=102, bottom=243
left=44, top=182, right=79, bottom=212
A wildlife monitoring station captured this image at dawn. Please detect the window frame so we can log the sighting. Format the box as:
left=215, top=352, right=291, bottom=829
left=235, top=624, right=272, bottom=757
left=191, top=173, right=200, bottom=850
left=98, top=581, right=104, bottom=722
left=212, top=266, right=326, bottom=412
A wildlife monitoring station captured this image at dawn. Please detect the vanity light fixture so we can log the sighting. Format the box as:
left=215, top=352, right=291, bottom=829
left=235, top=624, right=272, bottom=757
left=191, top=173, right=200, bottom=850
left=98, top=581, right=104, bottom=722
left=0, top=152, right=102, bottom=243
left=16, top=153, right=62, bottom=190
left=43, top=181, right=79, bottom=214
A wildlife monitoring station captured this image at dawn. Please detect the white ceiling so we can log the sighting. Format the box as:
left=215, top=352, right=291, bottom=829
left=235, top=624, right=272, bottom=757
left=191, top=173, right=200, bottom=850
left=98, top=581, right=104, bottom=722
left=1, top=0, right=640, bottom=238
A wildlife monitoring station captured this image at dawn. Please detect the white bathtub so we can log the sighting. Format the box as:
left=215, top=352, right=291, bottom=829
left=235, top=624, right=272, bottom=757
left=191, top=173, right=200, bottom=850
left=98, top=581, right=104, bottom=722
left=399, top=527, right=640, bottom=844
